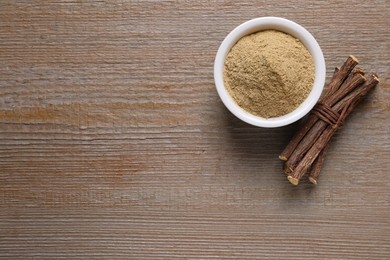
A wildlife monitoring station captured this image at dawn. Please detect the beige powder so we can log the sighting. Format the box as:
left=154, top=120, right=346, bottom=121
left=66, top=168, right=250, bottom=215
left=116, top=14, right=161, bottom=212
left=223, top=30, right=315, bottom=118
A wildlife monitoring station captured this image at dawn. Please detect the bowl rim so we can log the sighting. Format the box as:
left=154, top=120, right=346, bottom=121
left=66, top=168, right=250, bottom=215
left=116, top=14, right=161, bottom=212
left=214, top=17, right=326, bottom=128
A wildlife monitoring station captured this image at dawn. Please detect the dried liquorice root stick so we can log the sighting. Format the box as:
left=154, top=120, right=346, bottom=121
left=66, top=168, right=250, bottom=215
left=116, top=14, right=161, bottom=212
left=308, top=73, right=377, bottom=184
left=279, top=56, right=359, bottom=161
left=308, top=144, right=329, bottom=185
left=283, top=71, right=366, bottom=173
left=287, top=74, right=379, bottom=185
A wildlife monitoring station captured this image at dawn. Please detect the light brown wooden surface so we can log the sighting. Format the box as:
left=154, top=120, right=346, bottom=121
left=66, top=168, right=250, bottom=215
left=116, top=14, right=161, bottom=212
left=0, top=1, right=389, bottom=259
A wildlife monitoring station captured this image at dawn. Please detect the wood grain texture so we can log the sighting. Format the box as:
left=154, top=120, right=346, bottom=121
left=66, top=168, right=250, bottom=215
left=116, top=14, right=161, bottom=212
left=0, top=0, right=389, bottom=259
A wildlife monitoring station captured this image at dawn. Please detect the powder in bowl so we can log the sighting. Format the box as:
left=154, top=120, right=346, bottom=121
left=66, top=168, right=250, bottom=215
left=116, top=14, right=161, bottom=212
left=223, top=30, right=315, bottom=118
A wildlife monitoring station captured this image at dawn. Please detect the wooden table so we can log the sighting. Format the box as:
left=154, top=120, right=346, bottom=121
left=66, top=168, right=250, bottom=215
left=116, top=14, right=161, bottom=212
left=1, top=1, right=389, bottom=259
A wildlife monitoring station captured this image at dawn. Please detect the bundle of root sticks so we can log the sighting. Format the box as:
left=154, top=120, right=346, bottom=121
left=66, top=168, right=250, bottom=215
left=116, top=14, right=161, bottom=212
left=279, top=56, right=379, bottom=185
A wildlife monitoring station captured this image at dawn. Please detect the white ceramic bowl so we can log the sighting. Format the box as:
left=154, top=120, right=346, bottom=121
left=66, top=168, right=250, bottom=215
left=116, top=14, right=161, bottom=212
left=214, top=17, right=326, bottom=128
